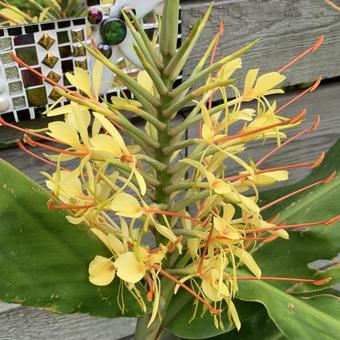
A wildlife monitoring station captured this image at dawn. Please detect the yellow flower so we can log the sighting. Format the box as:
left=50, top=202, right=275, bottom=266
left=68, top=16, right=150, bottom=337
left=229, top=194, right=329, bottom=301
left=243, top=69, right=286, bottom=101
left=89, top=255, right=115, bottom=286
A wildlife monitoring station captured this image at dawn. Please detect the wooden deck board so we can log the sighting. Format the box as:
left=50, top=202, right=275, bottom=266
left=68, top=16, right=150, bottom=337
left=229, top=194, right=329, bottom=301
left=181, top=0, right=340, bottom=86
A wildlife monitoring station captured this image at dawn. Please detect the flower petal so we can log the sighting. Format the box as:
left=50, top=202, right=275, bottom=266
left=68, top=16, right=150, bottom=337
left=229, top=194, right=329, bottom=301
left=114, top=252, right=145, bottom=284
left=110, top=193, right=143, bottom=218
left=89, top=255, right=115, bottom=286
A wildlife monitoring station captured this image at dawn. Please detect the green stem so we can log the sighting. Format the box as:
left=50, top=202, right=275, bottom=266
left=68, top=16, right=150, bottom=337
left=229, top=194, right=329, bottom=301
left=163, top=138, right=199, bottom=155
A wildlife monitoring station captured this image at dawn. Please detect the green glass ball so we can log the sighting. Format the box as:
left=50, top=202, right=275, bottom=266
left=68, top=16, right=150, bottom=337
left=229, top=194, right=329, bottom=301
left=100, top=18, right=127, bottom=45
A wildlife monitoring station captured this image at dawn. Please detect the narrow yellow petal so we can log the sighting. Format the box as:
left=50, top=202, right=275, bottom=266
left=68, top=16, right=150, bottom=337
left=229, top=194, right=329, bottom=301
left=234, top=248, right=261, bottom=279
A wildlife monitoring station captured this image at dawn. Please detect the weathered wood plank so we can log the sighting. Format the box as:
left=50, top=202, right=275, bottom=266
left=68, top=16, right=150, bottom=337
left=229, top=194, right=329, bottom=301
left=0, top=305, right=135, bottom=340
left=181, top=0, right=340, bottom=86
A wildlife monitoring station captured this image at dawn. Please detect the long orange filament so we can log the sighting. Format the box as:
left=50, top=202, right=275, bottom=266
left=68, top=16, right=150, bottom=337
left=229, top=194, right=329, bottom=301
left=244, top=216, right=340, bottom=234
left=199, top=21, right=224, bottom=139
left=145, top=274, right=154, bottom=302
left=274, top=77, right=321, bottom=115
left=147, top=208, right=203, bottom=225
left=25, top=134, right=89, bottom=157
left=255, top=115, right=320, bottom=167
left=278, top=36, right=324, bottom=73
left=48, top=199, right=95, bottom=210
left=237, top=275, right=331, bottom=286
left=11, top=52, right=70, bottom=93
left=224, top=152, right=324, bottom=182
left=198, top=223, right=214, bottom=274
left=261, top=171, right=336, bottom=211
left=0, top=117, right=60, bottom=144
left=17, top=140, right=68, bottom=170
left=151, top=264, right=220, bottom=315
left=215, top=110, right=305, bottom=143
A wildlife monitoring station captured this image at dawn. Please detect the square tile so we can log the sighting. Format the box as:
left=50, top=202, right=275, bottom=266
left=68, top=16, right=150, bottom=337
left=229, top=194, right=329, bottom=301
left=21, top=68, right=43, bottom=87
left=62, top=59, right=73, bottom=73
left=59, top=45, right=73, bottom=58
left=42, top=52, right=59, bottom=68
left=71, top=29, right=85, bottom=42
left=41, top=22, right=55, bottom=31
left=58, top=20, right=71, bottom=29
left=57, top=31, right=70, bottom=44
left=0, top=111, right=15, bottom=122
left=25, top=25, right=39, bottom=34
left=15, top=46, right=38, bottom=66
left=38, top=33, right=55, bottom=50
left=46, top=70, right=61, bottom=83
left=26, top=87, right=47, bottom=107
left=74, top=59, right=88, bottom=70
left=12, top=96, right=26, bottom=109
left=8, top=81, right=23, bottom=95
left=0, top=52, right=13, bottom=65
left=49, top=88, right=62, bottom=101
left=16, top=109, right=31, bottom=121
left=73, top=45, right=86, bottom=57
left=0, top=37, right=12, bottom=51
left=14, top=33, right=35, bottom=46
left=8, top=27, right=22, bottom=36
left=5, top=66, right=19, bottom=80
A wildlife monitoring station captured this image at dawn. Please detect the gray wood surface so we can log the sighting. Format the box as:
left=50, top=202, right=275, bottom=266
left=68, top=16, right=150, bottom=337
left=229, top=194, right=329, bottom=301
left=182, top=0, right=340, bottom=86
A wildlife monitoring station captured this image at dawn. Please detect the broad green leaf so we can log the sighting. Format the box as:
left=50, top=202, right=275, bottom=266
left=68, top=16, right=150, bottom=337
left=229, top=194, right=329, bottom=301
left=0, top=159, right=144, bottom=317
left=165, top=290, right=261, bottom=339
left=209, top=307, right=286, bottom=340
left=255, top=139, right=340, bottom=290
left=236, top=269, right=340, bottom=340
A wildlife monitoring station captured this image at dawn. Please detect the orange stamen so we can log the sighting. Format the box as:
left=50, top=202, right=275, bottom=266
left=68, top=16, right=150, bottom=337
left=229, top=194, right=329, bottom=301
left=151, top=264, right=220, bottom=315
left=25, top=134, right=89, bottom=157
left=0, top=117, right=59, bottom=144
left=278, top=36, right=324, bottom=73
left=47, top=199, right=95, bottom=210
left=10, top=52, right=70, bottom=93
left=145, top=274, right=154, bottom=302
left=237, top=275, right=331, bottom=286
left=198, top=223, right=214, bottom=274
left=167, top=236, right=184, bottom=252
left=261, top=171, right=336, bottom=211
left=255, top=115, right=320, bottom=167
left=244, top=216, right=340, bottom=234
left=215, top=110, right=305, bottom=143
left=208, top=21, right=224, bottom=110
left=199, top=20, right=224, bottom=138
left=224, top=152, right=324, bottom=183
left=17, top=140, right=67, bottom=170
left=275, top=77, right=321, bottom=115
left=147, top=208, right=203, bottom=225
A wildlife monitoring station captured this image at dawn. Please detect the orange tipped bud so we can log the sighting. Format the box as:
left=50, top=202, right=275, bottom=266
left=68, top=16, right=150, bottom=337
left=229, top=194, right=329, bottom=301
left=313, top=277, right=331, bottom=286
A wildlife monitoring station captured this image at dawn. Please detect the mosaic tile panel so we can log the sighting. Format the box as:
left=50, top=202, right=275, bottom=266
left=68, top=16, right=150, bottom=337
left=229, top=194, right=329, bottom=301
left=0, top=1, right=181, bottom=123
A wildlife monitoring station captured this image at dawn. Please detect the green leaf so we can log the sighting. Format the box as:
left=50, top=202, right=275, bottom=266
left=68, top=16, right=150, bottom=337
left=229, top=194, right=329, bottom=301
left=254, top=139, right=340, bottom=290
left=209, top=307, right=286, bottom=340
left=165, top=290, right=261, bottom=339
left=236, top=270, right=340, bottom=340
left=0, top=159, right=144, bottom=317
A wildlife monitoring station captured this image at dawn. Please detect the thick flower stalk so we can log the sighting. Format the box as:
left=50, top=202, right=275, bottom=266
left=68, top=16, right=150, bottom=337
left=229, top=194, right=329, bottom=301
left=1, top=2, right=338, bottom=339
